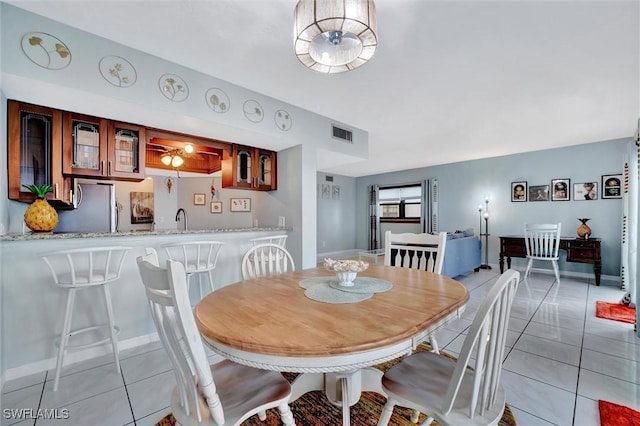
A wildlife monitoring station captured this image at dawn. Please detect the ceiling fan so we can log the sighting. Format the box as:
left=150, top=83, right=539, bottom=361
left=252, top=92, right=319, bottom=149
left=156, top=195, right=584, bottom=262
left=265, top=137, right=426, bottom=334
left=146, top=141, right=219, bottom=168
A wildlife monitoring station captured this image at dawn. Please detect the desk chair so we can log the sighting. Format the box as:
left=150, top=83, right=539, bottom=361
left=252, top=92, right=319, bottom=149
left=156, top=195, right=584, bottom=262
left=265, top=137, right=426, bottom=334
left=41, top=246, right=131, bottom=391
left=377, top=270, right=521, bottom=426
left=384, top=231, right=448, bottom=353
left=249, top=234, right=288, bottom=248
left=163, top=241, right=224, bottom=303
left=524, top=223, right=562, bottom=284
left=241, top=243, right=295, bottom=280
left=136, top=253, right=295, bottom=426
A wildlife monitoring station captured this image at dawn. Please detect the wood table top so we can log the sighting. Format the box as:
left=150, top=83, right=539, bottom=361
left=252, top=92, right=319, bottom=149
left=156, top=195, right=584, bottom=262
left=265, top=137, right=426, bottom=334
left=195, top=265, right=469, bottom=359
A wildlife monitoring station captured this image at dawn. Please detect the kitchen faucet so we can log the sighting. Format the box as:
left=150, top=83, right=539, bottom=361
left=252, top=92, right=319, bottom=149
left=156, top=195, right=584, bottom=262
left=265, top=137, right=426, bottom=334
left=175, top=208, right=188, bottom=231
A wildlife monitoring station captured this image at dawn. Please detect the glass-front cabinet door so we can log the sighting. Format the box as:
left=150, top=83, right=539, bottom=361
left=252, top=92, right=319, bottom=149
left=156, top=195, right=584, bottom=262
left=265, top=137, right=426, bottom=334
left=108, top=121, right=145, bottom=180
left=256, top=150, right=276, bottom=190
left=8, top=100, right=71, bottom=204
left=63, top=112, right=108, bottom=177
left=235, top=147, right=253, bottom=188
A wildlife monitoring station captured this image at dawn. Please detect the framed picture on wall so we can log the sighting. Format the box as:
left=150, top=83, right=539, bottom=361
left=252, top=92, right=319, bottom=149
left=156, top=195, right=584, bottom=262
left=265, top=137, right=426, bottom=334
left=511, top=181, right=527, bottom=202
left=194, top=193, right=206, bottom=205
left=573, top=182, right=598, bottom=200
left=210, top=201, right=222, bottom=213
left=602, top=174, right=622, bottom=199
left=529, top=185, right=549, bottom=201
left=230, top=198, right=251, bottom=212
left=551, top=178, right=570, bottom=201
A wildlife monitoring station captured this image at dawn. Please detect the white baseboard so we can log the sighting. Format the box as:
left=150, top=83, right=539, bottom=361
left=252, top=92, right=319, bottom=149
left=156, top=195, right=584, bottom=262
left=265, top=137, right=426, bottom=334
left=2, top=333, right=160, bottom=386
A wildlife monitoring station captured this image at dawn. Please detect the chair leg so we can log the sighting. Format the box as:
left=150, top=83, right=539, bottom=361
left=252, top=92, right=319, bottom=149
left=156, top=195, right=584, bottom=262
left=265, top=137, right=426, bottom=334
left=524, top=259, right=533, bottom=279
left=53, top=288, right=76, bottom=391
left=552, top=260, right=560, bottom=284
left=278, top=403, right=295, bottom=426
left=377, top=399, right=396, bottom=426
left=103, top=285, right=120, bottom=374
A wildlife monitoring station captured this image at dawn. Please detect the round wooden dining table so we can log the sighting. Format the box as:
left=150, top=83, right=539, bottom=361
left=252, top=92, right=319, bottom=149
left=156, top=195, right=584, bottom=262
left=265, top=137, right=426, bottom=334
left=195, top=264, right=469, bottom=426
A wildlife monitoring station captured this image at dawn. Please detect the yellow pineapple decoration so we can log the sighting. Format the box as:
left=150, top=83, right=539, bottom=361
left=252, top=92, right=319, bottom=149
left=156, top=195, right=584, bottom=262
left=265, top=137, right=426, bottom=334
left=23, top=184, right=59, bottom=232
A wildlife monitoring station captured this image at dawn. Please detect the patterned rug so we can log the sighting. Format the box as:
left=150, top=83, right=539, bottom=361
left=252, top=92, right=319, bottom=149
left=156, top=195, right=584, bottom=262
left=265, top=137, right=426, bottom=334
left=155, top=344, right=517, bottom=425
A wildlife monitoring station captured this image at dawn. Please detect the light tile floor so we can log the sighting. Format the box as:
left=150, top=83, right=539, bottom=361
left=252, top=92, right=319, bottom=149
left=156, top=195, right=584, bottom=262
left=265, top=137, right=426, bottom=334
left=2, top=269, right=638, bottom=425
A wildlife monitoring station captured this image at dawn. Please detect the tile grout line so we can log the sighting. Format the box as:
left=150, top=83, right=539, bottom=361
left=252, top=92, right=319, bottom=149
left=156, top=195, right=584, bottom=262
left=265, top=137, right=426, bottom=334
left=120, top=368, right=137, bottom=426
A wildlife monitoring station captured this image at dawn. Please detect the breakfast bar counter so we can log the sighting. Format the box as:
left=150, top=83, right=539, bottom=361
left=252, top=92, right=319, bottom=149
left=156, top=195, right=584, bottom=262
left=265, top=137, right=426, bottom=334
left=0, top=227, right=290, bottom=380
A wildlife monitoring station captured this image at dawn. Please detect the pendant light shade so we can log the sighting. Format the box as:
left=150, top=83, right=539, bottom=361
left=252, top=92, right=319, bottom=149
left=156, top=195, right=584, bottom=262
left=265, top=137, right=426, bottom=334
left=294, top=0, right=377, bottom=74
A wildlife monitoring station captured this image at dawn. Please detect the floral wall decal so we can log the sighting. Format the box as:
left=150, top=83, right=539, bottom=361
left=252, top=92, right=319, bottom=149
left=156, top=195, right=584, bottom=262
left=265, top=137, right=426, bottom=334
left=21, top=32, right=72, bottom=70
left=158, top=73, right=189, bottom=102
left=274, top=109, right=292, bottom=131
left=99, top=55, right=137, bottom=88
left=205, top=88, right=230, bottom=113
left=243, top=100, right=264, bottom=123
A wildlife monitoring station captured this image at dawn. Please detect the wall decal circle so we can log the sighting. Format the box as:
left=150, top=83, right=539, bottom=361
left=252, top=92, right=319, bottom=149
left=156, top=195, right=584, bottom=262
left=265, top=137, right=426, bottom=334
left=274, top=109, right=292, bottom=131
left=158, top=73, right=189, bottom=102
left=21, top=32, right=72, bottom=70
left=205, top=88, right=230, bottom=113
left=243, top=100, right=264, bottom=123
left=99, top=55, right=137, bottom=88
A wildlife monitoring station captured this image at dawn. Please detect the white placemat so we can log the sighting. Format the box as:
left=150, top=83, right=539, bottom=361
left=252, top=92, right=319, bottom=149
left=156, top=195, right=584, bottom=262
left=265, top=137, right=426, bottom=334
left=299, top=276, right=393, bottom=304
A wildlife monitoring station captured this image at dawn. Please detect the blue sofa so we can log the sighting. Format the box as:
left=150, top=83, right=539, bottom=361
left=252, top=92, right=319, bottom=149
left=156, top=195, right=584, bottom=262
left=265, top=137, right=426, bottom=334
left=441, top=234, right=482, bottom=278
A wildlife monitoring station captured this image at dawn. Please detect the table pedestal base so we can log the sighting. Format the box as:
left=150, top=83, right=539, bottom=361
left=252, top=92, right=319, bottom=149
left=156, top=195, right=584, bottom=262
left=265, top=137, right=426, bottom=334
left=290, top=367, right=386, bottom=426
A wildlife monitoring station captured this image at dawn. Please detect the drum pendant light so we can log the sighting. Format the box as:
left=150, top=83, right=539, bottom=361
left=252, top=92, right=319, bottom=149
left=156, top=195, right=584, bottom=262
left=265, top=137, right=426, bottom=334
left=293, top=0, right=377, bottom=73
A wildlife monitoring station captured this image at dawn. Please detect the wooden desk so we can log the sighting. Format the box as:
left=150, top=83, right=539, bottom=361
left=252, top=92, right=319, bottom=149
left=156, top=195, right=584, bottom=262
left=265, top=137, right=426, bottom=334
left=195, top=265, right=468, bottom=426
left=499, top=235, right=602, bottom=285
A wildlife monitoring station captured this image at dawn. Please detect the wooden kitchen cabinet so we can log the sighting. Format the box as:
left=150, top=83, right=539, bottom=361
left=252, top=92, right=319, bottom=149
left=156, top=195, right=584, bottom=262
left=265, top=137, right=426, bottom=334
left=63, top=113, right=146, bottom=181
left=222, top=144, right=277, bottom=191
left=7, top=100, right=73, bottom=206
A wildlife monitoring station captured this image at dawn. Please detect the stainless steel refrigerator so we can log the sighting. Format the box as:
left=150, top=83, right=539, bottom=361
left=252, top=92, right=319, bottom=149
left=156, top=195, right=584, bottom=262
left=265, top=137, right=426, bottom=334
left=56, top=182, right=117, bottom=233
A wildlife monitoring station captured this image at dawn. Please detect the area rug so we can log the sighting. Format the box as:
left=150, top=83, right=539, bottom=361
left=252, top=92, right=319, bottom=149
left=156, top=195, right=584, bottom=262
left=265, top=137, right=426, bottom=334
left=154, top=344, right=517, bottom=426
left=598, top=400, right=640, bottom=426
left=596, top=301, right=636, bottom=324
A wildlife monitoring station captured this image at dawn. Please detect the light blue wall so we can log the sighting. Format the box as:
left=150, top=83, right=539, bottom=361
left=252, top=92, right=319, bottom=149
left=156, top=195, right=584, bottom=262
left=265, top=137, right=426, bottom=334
left=356, top=138, right=629, bottom=277
left=317, top=172, right=357, bottom=254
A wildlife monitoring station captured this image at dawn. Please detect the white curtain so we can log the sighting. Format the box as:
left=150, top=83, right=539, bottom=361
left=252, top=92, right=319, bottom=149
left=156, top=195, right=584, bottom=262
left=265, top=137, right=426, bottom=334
left=622, top=121, right=640, bottom=334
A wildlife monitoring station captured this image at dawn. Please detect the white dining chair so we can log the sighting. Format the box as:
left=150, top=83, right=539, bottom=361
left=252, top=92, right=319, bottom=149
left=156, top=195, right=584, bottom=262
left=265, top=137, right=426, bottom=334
left=524, top=223, right=562, bottom=284
left=41, top=245, right=131, bottom=391
left=384, top=230, right=448, bottom=353
left=163, top=240, right=224, bottom=303
left=377, top=269, right=521, bottom=426
left=241, top=243, right=295, bottom=280
left=136, top=251, right=295, bottom=426
left=249, top=234, right=288, bottom=248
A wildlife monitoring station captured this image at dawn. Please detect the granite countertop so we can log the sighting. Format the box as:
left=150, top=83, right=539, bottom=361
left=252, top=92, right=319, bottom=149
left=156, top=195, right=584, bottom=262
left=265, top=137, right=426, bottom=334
left=0, top=227, right=291, bottom=242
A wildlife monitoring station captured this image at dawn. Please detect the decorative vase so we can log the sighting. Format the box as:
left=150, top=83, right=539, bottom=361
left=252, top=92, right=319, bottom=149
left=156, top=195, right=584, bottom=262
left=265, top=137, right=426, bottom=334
left=24, top=198, right=58, bottom=232
left=577, top=218, right=591, bottom=239
left=335, top=271, right=358, bottom=287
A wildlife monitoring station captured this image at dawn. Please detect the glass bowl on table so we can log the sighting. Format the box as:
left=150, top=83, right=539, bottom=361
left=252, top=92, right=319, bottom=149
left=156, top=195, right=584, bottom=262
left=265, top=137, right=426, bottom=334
left=324, top=258, right=369, bottom=287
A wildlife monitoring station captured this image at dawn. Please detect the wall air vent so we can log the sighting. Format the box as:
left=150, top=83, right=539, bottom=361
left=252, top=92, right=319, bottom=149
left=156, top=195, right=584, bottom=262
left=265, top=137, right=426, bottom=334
left=332, top=125, right=353, bottom=143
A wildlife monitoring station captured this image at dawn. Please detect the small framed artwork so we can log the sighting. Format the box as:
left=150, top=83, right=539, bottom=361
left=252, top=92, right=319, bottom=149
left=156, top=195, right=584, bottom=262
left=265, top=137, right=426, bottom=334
left=331, top=184, right=340, bottom=200
left=210, top=201, right=222, bottom=213
left=574, top=182, right=598, bottom=200
left=320, top=183, right=331, bottom=199
left=511, top=181, right=527, bottom=202
left=551, top=178, right=570, bottom=201
left=602, top=174, right=623, bottom=199
left=230, top=198, right=251, bottom=212
left=529, top=185, right=550, bottom=201
left=194, top=193, right=206, bottom=205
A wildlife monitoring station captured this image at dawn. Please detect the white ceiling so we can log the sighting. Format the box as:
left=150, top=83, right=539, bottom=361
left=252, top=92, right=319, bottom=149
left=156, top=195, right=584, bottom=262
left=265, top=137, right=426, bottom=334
left=8, top=0, right=640, bottom=177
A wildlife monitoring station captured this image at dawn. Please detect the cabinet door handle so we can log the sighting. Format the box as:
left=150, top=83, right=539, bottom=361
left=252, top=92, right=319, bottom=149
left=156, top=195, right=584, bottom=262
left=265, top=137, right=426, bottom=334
left=108, top=161, right=111, bottom=175
left=54, top=183, right=59, bottom=199
left=100, top=161, right=104, bottom=173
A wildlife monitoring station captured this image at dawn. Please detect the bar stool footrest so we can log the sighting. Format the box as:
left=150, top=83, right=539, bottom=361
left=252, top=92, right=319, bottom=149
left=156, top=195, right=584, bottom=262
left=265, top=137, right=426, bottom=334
left=55, top=324, right=120, bottom=351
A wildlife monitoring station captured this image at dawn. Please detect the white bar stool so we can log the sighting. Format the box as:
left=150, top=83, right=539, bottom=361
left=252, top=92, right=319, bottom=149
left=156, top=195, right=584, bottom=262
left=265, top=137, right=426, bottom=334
left=249, top=234, right=288, bottom=247
left=163, top=241, right=224, bottom=303
left=41, top=246, right=131, bottom=391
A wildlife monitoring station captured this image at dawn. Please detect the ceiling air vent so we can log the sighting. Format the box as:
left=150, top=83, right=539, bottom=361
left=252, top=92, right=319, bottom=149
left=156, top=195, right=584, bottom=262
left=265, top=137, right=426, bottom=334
left=332, top=125, right=353, bottom=143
